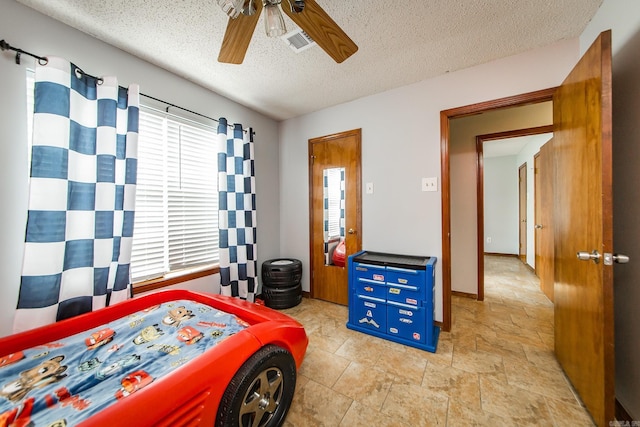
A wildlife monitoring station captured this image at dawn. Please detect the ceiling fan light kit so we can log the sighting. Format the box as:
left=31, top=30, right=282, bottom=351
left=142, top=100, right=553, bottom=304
left=216, top=0, right=358, bottom=64
left=217, top=0, right=246, bottom=19
left=264, top=1, right=287, bottom=38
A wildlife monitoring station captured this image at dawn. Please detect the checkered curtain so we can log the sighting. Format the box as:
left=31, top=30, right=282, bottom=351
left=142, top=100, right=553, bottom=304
left=14, top=57, right=139, bottom=333
left=217, top=118, right=257, bottom=301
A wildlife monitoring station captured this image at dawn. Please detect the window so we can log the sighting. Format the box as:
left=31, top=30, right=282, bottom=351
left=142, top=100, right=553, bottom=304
left=131, top=107, right=219, bottom=283
left=26, top=71, right=220, bottom=286
left=26, top=70, right=34, bottom=174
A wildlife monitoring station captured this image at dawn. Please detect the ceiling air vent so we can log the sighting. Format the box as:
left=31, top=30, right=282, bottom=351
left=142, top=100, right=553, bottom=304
left=281, top=28, right=316, bottom=53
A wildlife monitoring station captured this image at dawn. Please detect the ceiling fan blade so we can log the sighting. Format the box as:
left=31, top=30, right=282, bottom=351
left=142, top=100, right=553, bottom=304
left=281, top=0, right=358, bottom=63
left=218, top=1, right=263, bottom=64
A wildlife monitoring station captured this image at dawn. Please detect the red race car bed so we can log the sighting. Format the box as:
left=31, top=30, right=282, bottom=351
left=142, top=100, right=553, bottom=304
left=0, top=289, right=308, bottom=427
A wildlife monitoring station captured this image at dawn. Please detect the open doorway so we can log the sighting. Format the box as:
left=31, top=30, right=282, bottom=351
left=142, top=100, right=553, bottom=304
left=441, top=32, right=616, bottom=424
left=439, top=88, right=555, bottom=332
left=476, top=129, right=554, bottom=301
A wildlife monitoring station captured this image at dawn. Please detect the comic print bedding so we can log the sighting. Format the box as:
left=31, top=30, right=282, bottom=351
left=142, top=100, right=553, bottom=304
left=0, top=299, right=249, bottom=426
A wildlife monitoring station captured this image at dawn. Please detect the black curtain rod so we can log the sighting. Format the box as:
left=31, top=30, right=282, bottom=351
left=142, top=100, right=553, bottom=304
left=1, top=38, right=254, bottom=136
left=140, top=92, right=220, bottom=125
left=140, top=94, right=254, bottom=137
left=1, top=39, right=106, bottom=84
left=0, top=39, right=47, bottom=65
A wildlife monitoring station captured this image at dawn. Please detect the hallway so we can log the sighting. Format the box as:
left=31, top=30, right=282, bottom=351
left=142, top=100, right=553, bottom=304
left=281, top=255, right=594, bottom=426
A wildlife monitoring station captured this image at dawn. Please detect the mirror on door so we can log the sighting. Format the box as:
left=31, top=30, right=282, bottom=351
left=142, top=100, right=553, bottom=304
left=323, top=167, right=346, bottom=267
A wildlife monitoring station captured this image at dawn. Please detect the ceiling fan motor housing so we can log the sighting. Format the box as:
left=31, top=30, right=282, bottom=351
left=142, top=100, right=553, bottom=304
left=219, top=0, right=358, bottom=64
left=242, top=0, right=257, bottom=16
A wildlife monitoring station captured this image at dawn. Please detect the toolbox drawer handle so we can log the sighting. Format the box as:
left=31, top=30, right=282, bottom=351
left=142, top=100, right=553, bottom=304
left=357, top=295, right=386, bottom=303
left=358, top=278, right=386, bottom=285
left=355, top=263, right=386, bottom=270
left=387, top=266, right=419, bottom=274
left=387, top=283, right=419, bottom=291
left=387, top=300, right=419, bottom=310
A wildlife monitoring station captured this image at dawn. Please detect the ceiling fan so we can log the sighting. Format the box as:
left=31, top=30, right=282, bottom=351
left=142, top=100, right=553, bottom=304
left=217, top=0, right=358, bottom=64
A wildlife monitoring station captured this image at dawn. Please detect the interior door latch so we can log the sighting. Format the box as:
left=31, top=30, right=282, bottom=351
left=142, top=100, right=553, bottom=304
left=577, top=250, right=630, bottom=265
left=576, top=250, right=601, bottom=264
left=603, top=253, right=630, bottom=265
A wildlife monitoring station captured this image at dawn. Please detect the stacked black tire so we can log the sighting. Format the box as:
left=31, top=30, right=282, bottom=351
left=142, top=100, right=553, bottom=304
left=261, top=258, right=302, bottom=309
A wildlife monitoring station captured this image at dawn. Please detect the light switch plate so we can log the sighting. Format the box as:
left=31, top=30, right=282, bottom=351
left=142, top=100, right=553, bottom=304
left=422, top=177, right=438, bottom=192
left=366, top=182, right=374, bottom=194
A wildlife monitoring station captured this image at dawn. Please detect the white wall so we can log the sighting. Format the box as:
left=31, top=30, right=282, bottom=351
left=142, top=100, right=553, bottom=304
left=279, top=39, right=579, bottom=321
left=483, top=155, right=519, bottom=255
left=580, top=0, right=640, bottom=419
left=0, top=0, right=280, bottom=338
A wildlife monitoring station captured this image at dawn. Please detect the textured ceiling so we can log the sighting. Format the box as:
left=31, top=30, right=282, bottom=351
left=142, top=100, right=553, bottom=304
left=16, top=0, right=602, bottom=121
left=484, top=133, right=553, bottom=158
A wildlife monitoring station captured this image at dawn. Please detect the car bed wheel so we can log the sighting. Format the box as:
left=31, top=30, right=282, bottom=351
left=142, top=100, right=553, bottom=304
left=216, top=345, right=297, bottom=427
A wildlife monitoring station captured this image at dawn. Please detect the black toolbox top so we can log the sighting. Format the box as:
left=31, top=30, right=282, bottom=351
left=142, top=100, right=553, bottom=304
left=351, top=251, right=431, bottom=270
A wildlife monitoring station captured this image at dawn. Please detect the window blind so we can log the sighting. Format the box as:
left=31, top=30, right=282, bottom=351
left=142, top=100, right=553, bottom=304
left=129, top=110, right=168, bottom=281
left=166, top=120, right=219, bottom=271
left=130, top=108, right=219, bottom=282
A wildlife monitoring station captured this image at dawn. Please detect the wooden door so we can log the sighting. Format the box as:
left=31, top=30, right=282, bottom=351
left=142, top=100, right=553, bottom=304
left=534, top=152, right=542, bottom=275
left=553, top=30, right=613, bottom=427
left=309, top=129, right=362, bottom=305
left=535, top=141, right=554, bottom=301
left=518, top=163, right=527, bottom=263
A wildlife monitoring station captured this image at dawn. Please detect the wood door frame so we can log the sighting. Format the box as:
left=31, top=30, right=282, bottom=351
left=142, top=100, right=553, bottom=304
left=475, top=125, right=554, bottom=302
left=518, top=162, right=528, bottom=263
left=440, top=87, right=556, bottom=331
left=308, top=128, right=362, bottom=301
left=534, top=151, right=541, bottom=277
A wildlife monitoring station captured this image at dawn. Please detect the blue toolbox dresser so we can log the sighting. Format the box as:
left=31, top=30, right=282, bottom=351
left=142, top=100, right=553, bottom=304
left=346, top=250, right=439, bottom=353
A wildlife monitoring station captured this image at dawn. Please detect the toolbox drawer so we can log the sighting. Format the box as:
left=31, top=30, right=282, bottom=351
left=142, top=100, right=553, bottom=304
left=355, top=277, right=387, bottom=300
left=353, top=295, right=386, bottom=332
left=386, top=282, right=423, bottom=306
left=386, top=267, right=425, bottom=288
left=387, top=301, right=426, bottom=344
left=353, top=262, right=387, bottom=283
left=385, top=268, right=426, bottom=304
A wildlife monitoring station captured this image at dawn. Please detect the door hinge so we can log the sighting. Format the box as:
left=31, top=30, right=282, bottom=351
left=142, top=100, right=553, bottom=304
left=310, top=155, right=316, bottom=164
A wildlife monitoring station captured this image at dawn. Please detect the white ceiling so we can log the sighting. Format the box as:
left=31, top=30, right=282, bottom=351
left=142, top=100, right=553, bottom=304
left=484, top=133, right=553, bottom=158
left=15, top=0, right=602, bottom=121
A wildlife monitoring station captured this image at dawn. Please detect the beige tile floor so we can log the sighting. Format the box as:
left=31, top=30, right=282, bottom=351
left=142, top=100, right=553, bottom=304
left=280, top=255, right=595, bottom=426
